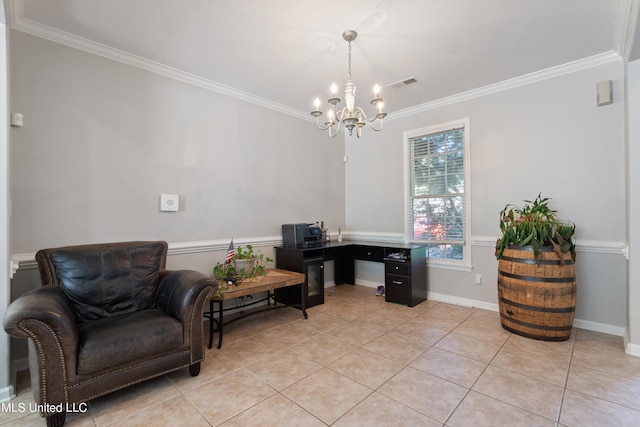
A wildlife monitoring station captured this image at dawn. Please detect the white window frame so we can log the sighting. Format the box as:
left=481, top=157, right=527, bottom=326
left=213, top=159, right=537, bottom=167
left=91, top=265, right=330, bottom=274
left=403, top=118, right=472, bottom=271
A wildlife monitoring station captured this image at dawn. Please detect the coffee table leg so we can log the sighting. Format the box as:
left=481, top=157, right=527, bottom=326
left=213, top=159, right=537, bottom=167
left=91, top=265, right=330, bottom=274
left=300, top=282, right=308, bottom=319
left=208, top=300, right=214, bottom=349
left=217, top=300, right=224, bottom=349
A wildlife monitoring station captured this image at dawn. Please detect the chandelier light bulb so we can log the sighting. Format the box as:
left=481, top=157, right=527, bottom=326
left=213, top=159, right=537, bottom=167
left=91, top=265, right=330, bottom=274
left=310, top=30, right=387, bottom=138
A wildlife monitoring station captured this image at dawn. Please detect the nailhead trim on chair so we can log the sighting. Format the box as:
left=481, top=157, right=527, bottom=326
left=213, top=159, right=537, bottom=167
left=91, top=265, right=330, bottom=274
left=69, top=350, right=191, bottom=389
left=19, top=319, right=70, bottom=415
left=189, top=286, right=212, bottom=363
left=78, top=360, right=196, bottom=402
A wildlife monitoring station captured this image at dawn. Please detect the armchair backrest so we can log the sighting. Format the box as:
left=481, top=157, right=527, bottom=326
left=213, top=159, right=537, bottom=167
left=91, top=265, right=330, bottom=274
left=35, top=241, right=168, bottom=321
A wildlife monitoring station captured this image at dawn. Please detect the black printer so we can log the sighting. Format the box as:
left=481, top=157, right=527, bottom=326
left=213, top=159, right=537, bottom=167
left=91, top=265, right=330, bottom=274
left=282, top=223, right=323, bottom=248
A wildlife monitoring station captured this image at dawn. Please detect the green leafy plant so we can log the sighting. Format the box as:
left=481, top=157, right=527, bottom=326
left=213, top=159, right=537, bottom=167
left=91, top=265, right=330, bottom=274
left=495, top=193, right=576, bottom=262
left=212, top=245, right=273, bottom=280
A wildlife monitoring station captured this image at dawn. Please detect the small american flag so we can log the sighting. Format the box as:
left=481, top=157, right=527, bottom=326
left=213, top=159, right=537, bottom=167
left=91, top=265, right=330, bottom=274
left=224, top=239, right=235, bottom=264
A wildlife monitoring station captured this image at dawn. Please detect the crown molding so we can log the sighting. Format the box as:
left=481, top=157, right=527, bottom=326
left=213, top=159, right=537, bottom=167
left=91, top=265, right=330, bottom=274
left=7, top=0, right=625, bottom=125
left=614, top=0, right=640, bottom=60
left=390, top=50, right=622, bottom=120
left=8, top=0, right=310, bottom=122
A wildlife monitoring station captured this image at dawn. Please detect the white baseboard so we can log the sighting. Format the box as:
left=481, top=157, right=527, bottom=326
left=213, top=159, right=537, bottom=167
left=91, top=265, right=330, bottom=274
left=353, top=279, right=382, bottom=288
left=428, top=291, right=499, bottom=312
left=428, top=292, right=626, bottom=337
left=324, top=280, right=336, bottom=288
left=573, top=319, right=626, bottom=337
left=0, top=385, right=15, bottom=403
left=1, top=357, right=28, bottom=402
left=626, top=342, right=640, bottom=357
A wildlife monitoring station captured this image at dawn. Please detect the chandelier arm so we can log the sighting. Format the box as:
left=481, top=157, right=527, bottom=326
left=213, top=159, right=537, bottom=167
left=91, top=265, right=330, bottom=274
left=370, top=117, right=384, bottom=132
left=353, top=107, right=382, bottom=123
left=323, top=106, right=354, bottom=137
left=334, top=107, right=349, bottom=123
left=315, top=110, right=342, bottom=133
left=314, top=116, right=332, bottom=131
left=328, top=120, right=342, bottom=137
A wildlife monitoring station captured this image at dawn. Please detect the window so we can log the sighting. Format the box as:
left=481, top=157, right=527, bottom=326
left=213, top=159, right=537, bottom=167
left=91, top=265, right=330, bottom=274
left=404, top=119, right=471, bottom=269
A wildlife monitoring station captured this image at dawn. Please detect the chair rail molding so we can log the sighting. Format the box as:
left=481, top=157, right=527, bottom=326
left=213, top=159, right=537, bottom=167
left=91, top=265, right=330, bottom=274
left=10, top=235, right=283, bottom=277
left=472, top=235, right=628, bottom=257
left=10, top=234, right=627, bottom=277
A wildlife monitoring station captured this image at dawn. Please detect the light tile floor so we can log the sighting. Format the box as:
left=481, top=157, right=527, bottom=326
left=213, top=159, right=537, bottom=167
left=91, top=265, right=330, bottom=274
left=4, top=284, right=640, bottom=426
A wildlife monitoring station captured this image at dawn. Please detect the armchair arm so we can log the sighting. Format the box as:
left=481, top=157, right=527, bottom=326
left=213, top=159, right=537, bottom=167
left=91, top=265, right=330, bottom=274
left=3, top=286, right=80, bottom=407
left=155, top=270, right=216, bottom=322
left=3, top=286, right=79, bottom=349
left=155, top=270, right=216, bottom=360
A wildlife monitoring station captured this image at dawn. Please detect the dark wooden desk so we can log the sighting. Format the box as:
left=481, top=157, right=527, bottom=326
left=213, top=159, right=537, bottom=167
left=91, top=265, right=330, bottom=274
left=274, top=240, right=427, bottom=308
left=207, top=268, right=306, bottom=349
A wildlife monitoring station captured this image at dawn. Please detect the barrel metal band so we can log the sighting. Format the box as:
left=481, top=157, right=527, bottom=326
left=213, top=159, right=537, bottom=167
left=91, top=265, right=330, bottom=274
left=499, top=255, right=574, bottom=266
left=499, top=296, right=575, bottom=313
left=500, top=313, right=573, bottom=331
left=500, top=322, right=571, bottom=341
left=498, top=270, right=576, bottom=283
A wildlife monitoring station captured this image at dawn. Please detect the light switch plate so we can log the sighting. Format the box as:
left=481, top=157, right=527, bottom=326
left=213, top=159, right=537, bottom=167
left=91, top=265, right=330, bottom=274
left=160, top=194, right=179, bottom=212
left=597, top=80, right=612, bottom=107
left=11, top=113, right=23, bottom=127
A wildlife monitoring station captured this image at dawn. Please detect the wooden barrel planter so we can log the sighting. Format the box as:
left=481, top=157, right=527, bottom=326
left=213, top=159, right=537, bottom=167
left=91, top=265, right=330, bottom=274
left=497, top=245, right=576, bottom=341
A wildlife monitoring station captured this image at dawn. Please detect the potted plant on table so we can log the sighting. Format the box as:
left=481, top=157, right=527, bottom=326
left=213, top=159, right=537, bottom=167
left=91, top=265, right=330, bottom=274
left=213, top=244, right=273, bottom=281
left=495, top=193, right=577, bottom=341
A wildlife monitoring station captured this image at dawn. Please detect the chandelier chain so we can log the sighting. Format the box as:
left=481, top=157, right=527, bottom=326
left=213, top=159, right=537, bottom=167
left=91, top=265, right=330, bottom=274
left=348, top=41, right=352, bottom=80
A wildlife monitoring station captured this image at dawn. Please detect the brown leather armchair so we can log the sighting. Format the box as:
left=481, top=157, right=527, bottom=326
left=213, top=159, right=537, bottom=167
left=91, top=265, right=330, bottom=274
left=3, top=241, right=216, bottom=427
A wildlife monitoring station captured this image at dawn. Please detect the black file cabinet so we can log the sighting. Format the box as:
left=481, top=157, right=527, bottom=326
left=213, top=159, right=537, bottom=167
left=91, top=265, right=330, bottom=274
left=384, top=247, right=427, bottom=307
left=274, top=247, right=324, bottom=308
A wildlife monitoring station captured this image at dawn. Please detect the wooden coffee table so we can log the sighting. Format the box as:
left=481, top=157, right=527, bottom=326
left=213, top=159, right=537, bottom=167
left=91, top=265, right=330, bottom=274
left=207, top=268, right=307, bottom=349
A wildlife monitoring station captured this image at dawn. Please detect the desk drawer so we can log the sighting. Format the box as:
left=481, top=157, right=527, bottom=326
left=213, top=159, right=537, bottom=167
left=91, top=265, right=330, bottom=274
left=385, top=261, right=410, bottom=276
left=385, top=274, right=410, bottom=302
left=353, top=245, right=384, bottom=262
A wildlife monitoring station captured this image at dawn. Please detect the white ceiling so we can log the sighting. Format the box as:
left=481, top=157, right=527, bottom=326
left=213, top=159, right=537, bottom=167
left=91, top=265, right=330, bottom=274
left=8, top=0, right=639, bottom=119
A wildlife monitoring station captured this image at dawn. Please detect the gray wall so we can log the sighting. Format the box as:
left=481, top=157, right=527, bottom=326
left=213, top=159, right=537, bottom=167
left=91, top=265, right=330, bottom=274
left=345, top=59, right=628, bottom=332
left=9, top=30, right=345, bottom=253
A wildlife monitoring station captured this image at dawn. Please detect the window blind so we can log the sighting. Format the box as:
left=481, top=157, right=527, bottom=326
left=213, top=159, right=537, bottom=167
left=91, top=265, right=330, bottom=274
left=409, top=126, right=465, bottom=244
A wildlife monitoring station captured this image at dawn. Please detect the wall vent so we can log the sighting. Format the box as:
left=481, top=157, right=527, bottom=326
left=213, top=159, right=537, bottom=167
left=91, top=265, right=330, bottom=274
left=389, top=76, right=420, bottom=89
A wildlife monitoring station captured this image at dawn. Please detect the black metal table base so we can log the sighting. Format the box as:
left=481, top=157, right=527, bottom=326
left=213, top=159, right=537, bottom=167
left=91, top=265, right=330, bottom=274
left=206, top=291, right=308, bottom=349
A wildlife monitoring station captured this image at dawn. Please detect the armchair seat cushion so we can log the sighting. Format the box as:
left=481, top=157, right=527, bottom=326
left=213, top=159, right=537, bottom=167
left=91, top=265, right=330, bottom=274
left=77, top=309, right=183, bottom=375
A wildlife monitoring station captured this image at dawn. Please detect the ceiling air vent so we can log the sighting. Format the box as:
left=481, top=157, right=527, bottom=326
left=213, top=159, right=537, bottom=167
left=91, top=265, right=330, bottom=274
left=389, top=76, right=419, bottom=89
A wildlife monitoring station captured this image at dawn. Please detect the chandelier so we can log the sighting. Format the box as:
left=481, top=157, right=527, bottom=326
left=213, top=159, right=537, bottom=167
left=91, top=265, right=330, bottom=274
left=311, top=30, right=387, bottom=138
